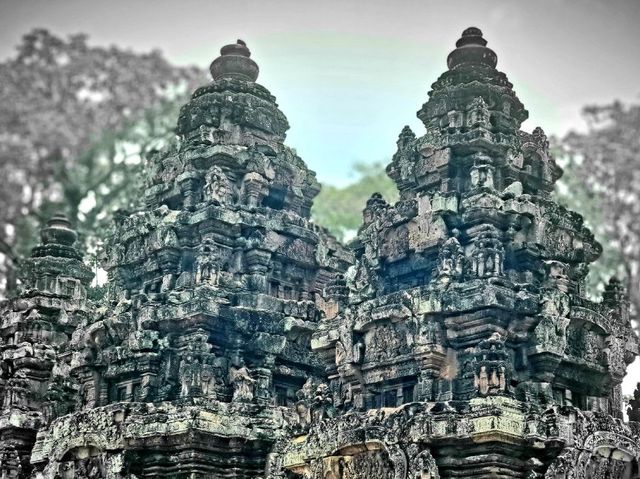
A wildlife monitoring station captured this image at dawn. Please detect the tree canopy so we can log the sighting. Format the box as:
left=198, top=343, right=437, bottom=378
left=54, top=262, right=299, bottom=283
left=0, top=29, right=205, bottom=295
left=311, top=162, right=398, bottom=241
left=555, top=101, right=640, bottom=328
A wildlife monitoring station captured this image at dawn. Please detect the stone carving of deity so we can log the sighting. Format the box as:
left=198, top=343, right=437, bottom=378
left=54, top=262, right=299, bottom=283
left=534, top=288, right=570, bottom=355
left=195, top=124, right=213, bottom=145
left=470, top=228, right=504, bottom=278
left=470, top=162, right=495, bottom=190
left=200, top=361, right=218, bottom=398
left=242, top=148, right=270, bottom=207
left=604, top=337, right=626, bottom=377
left=473, top=332, right=509, bottom=396
left=195, top=240, right=221, bottom=285
left=447, top=110, right=463, bottom=128
left=229, top=361, right=255, bottom=403
left=311, top=383, right=335, bottom=421
left=294, top=378, right=315, bottom=427
left=419, top=319, right=440, bottom=347
left=475, top=365, right=490, bottom=396
left=179, top=354, right=203, bottom=398
left=407, top=445, right=440, bottom=479
left=436, top=234, right=464, bottom=286
left=467, top=96, right=490, bottom=128
left=294, top=389, right=311, bottom=428
left=204, top=165, right=232, bottom=205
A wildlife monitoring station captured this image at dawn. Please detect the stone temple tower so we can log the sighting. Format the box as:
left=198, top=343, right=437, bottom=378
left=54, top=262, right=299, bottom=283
left=2, top=27, right=639, bottom=479
left=28, top=40, right=350, bottom=477
left=272, top=27, right=640, bottom=478
left=0, top=214, right=93, bottom=476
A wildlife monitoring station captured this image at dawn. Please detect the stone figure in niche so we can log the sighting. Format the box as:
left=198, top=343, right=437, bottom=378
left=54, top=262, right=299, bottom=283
left=367, top=323, right=404, bottom=362
left=295, top=389, right=311, bottom=427
left=301, top=377, right=315, bottom=398
left=502, top=100, right=511, bottom=115
left=543, top=408, right=560, bottom=437
left=475, top=365, right=490, bottom=396
left=419, top=319, right=440, bottom=346
left=311, top=383, right=335, bottom=421
left=335, top=340, right=347, bottom=367
left=86, top=456, right=105, bottom=479
left=76, top=381, right=90, bottom=410
left=294, top=378, right=316, bottom=427
left=252, top=367, right=271, bottom=402
left=469, top=158, right=495, bottom=190
left=525, top=407, right=546, bottom=438
left=60, top=455, right=105, bottom=479
left=200, top=361, right=217, bottom=398
left=390, top=125, right=418, bottom=186
left=242, top=147, right=270, bottom=207
left=470, top=227, right=504, bottom=278
left=335, top=321, right=356, bottom=366
left=435, top=233, right=464, bottom=286
left=473, top=332, right=508, bottom=396
left=539, top=288, right=570, bottom=319
left=447, top=110, right=463, bottom=128
left=580, top=330, right=601, bottom=364
left=411, top=450, right=439, bottom=479
left=467, top=96, right=490, bottom=128
left=604, top=337, right=626, bottom=377
left=113, top=243, right=126, bottom=266
left=353, top=192, right=387, bottom=295
left=178, top=354, right=203, bottom=398
left=195, top=240, right=221, bottom=285
left=211, top=126, right=230, bottom=144
left=161, top=226, right=179, bottom=250
left=204, top=165, right=232, bottom=205
left=534, top=289, right=570, bottom=354
left=146, top=148, right=165, bottom=186
left=245, top=146, right=267, bottom=176
left=544, top=260, right=570, bottom=293
left=532, top=317, right=558, bottom=355
left=351, top=259, right=375, bottom=300
left=340, top=382, right=355, bottom=411
left=194, top=124, right=213, bottom=145
left=59, top=461, right=75, bottom=479
left=574, top=263, right=589, bottom=296
left=229, top=360, right=255, bottom=402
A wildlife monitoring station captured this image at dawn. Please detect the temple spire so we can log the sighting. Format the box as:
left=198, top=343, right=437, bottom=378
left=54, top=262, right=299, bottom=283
left=20, top=213, right=93, bottom=294
left=447, top=27, right=498, bottom=70
left=33, top=213, right=80, bottom=259
left=209, top=39, right=259, bottom=82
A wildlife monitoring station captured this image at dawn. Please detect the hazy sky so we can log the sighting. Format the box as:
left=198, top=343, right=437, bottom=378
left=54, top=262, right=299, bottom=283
left=1, top=0, right=639, bottom=394
left=1, top=0, right=639, bottom=185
